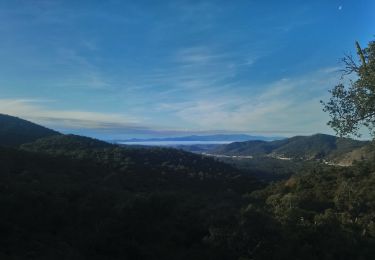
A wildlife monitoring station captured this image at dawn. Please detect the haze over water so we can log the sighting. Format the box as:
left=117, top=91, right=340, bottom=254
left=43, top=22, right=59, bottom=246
left=118, top=141, right=234, bottom=146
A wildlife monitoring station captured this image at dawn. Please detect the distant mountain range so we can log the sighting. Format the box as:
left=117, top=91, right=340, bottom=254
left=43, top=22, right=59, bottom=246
left=212, top=133, right=373, bottom=165
left=1, top=113, right=372, bottom=167
left=116, top=134, right=282, bottom=143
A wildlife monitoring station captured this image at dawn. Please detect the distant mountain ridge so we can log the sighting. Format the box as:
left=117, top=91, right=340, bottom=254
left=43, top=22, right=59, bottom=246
left=0, top=113, right=60, bottom=146
left=0, top=113, right=258, bottom=190
left=213, top=133, right=372, bottom=165
left=1, top=113, right=371, bottom=166
left=117, top=134, right=281, bottom=143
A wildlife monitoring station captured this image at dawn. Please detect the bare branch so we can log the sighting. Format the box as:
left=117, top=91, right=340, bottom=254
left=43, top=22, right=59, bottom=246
left=340, top=53, right=359, bottom=75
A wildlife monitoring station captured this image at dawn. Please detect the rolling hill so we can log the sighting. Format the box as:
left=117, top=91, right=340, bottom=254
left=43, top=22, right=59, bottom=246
left=213, top=133, right=371, bottom=164
left=0, top=113, right=60, bottom=146
left=20, top=134, right=259, bottom=190
left=2, top=114, right=375, bottom=259
left=0, top=115, right=260, bottom=259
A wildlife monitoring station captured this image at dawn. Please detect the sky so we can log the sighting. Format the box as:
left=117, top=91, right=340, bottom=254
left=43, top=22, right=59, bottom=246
left=0, top=0, right=374, bottom=139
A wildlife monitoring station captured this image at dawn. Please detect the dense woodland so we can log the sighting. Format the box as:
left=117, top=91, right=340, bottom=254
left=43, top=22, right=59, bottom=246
left=1, top=114, right=375, bottom=259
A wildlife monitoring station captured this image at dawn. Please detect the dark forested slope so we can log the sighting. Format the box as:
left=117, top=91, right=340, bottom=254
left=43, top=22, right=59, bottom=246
left=224, top=159, right=375, bottom=260
left=20, top=134, right=258, bottom=190
left=2, top=115, right=375, bottom=259
left=0, top=114, right=59, bottom=146
left=0, top=119, right=261, bottom=259
left=0, top=146, right=244, bottom=259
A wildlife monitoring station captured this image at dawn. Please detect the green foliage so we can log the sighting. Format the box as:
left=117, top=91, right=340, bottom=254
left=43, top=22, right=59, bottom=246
left=322, top=39, right=375, bottom=137
left=228, top=159, right=375, bottom=259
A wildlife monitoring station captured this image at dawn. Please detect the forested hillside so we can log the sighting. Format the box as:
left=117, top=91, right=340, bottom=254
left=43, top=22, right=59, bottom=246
left=207, top=159, right=375, bottom=259
left=0, top=143, right=265, bottom=259
left=0, top=115, right=260, bottom=259
left=0, top=113, right=59, bottom=146
left=1, top=115, right=375, bottom=259
left=213, top=133, right=370, bottom=165
left=20, top=134, right=258, bottom=189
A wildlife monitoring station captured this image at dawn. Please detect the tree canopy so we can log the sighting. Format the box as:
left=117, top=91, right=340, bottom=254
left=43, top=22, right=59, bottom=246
left=322, top=39, right=375, bottom=137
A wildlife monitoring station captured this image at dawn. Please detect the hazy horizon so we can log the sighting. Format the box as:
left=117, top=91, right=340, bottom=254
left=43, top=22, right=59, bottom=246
left=0, top=1, right=374, bottom=139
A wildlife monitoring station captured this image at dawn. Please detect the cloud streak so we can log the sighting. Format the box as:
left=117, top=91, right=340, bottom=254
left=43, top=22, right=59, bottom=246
left=156, top=67, right=341, bottom=135
left=0, top=98, right=253, bottom=139
left=0, top=98, right=139, bottom=129
left=0, top=65, right=342, bottom=139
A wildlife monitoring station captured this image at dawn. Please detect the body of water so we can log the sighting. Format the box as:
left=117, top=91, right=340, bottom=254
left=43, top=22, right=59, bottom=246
left=118, top=141, right=234, bottom=146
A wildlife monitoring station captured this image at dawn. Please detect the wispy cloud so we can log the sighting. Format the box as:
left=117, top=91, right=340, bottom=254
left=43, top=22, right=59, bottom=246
left=174, top=46, right=229, bottom=65
left=0, top=98, right=138, bottom=129
left=0, top=98, right=262, bottom=139
left=156, top=67, right=341, bottom=135
left=0, top=64, right=340, bottom=138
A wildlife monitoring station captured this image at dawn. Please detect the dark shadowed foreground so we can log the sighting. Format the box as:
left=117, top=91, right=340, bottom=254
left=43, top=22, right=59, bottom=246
left=1, top=114, right=375, bottom=259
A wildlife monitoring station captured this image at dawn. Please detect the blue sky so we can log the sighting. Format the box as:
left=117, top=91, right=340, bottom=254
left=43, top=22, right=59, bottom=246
left=0, top=0, right=374, bottom=139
